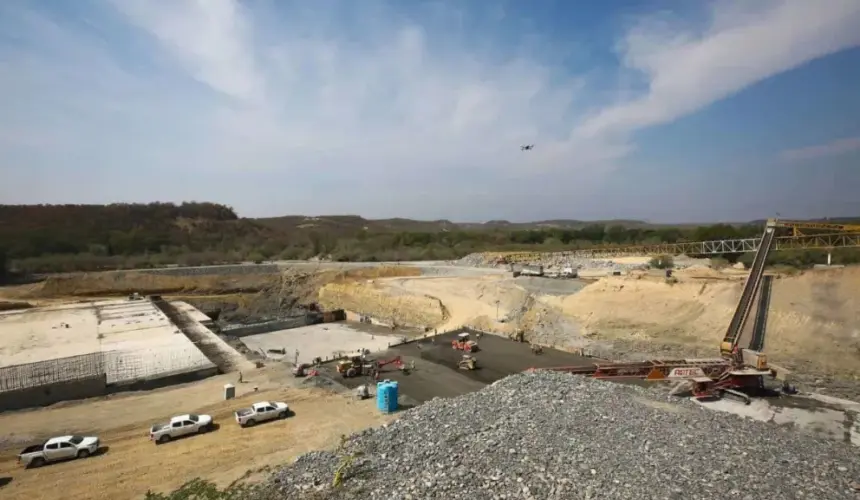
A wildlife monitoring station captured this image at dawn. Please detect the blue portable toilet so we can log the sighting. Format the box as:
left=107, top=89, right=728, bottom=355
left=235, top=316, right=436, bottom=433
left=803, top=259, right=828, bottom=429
left=376, top=380, right=399, bottom=413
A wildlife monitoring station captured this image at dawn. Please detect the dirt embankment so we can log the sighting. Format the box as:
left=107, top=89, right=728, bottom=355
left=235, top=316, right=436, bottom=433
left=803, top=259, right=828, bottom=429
left=329, top=266, right=860, bottom=394
left=0, top=265, right=424, bottom=325
left=1, top=272, right=280, bottom=299
left=551, top=267, right=860, bottom=383
left=318, top=281, right=447, bottom=328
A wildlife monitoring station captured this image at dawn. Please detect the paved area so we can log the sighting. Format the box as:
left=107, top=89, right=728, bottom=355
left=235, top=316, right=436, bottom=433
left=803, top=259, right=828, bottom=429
left=318, top=331, right=596, bottom=404
left=239, top=322, right=403, bottom=365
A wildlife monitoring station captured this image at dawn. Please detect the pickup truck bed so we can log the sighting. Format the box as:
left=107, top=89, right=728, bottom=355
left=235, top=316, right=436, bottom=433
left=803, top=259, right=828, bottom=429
left=20, top=444, right=44, bottom=455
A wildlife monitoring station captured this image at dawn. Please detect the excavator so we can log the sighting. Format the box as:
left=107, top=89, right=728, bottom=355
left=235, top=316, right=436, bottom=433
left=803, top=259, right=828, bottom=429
left=530, top=217, right=855, bottom=403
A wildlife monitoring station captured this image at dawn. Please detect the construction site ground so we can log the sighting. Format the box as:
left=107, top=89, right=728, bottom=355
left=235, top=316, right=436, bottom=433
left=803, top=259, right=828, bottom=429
left=0, top=366, right=392, bottom=500
left=319, top=331, right=597, bottom=404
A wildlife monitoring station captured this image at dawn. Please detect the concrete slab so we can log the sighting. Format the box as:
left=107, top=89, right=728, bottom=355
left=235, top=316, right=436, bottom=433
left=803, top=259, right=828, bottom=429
left=170, top=301, right=214, bottom=324
left=0, top=299, right=214, bottom=388
left=239, top=323, right=398, bottom=364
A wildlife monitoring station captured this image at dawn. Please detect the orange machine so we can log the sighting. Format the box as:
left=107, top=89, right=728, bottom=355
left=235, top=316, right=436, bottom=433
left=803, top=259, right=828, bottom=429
left=452, top=333, right=479, bottom=353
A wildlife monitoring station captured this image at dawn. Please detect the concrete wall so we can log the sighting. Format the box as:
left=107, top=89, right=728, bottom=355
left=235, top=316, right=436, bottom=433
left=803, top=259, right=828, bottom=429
left=106, top=366, right=219, bottom=393
left=223, top=317, right=311, bottom=337
left=222, top=310, right=347, bottom=338
left=0, top=375, right=107, bottom=413
left=103, top=346, right=214, bottom=384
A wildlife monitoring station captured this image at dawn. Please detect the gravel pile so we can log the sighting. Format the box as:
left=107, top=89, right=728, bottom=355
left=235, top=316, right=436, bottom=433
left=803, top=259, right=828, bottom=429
left=266, top=372, right=860, bottom=499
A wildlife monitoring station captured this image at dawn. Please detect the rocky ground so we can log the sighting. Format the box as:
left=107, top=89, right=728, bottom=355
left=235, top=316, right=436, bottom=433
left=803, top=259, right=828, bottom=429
left=259, top=372, right=860, bottom=500
left=456, top=252, right=707, bottom=272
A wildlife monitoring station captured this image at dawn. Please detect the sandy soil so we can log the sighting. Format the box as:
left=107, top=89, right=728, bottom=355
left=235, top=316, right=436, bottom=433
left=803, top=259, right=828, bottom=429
left=330, top=264, right=860, bottom=387
left=0, top=368, right=391, bottom=499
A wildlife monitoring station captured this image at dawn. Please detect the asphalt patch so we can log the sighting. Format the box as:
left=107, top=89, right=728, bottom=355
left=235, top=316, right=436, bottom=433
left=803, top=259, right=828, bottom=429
left=318, top=331, right=596, bottom=404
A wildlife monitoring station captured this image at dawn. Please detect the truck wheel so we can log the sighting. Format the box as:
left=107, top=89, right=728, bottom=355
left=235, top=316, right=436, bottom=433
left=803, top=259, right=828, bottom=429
left=77, top=449, right=90, bottom=459
left=278, top=411, right=287, bottom=419
left=245, top=419, right=256, bottom=427
left=197, top=425, right=208, bottom=434
left=29, top=457, right=45, bottom=468
left=157, top=435, right=171, bottom=444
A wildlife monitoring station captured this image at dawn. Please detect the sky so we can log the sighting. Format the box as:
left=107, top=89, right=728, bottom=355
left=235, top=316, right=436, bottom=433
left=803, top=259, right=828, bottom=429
left=1, top=0, right=859, bottom=223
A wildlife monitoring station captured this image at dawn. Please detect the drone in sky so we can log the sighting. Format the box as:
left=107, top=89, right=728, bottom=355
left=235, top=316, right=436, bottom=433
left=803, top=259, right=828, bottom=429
left=520, top=144, right=534, bottom=151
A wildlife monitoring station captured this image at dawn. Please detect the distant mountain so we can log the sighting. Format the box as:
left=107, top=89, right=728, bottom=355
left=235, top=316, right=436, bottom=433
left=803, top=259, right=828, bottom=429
left=255, top=215, right=658, bottom=233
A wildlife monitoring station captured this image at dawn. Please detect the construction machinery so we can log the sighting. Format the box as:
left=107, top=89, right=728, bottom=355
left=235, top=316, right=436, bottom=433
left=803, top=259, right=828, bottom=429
left=529, top=218, right=833, bottom=404
left=452, top=333, right=479, bottom=353
left=355, top=385, right=370, bottom=400
left=458, top=355, right=478, bottom=370
left=336, top=356, right=373, bottom=378
left=376, top=356, right=405, bottom=372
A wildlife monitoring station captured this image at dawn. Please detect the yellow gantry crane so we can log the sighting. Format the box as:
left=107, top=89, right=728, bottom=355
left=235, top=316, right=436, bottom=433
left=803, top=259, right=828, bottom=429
left=770, top=219, right=860, bottom=237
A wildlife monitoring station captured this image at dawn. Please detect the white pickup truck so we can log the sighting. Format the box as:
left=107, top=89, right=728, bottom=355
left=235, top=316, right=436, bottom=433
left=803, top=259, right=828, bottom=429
left=234, top=401, right=290, bottom=427
left=18, top=435, right=100, bottom=468
left=149, top=414, right=213, bottom=444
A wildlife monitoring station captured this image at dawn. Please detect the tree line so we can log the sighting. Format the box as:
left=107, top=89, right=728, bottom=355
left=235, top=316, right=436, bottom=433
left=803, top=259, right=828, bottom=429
left=1, top=203, right=857, bottom=273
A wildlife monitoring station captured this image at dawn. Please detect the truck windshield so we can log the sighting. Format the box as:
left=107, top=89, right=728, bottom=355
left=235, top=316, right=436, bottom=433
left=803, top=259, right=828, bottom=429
left=187, top=415, right=200, bottom=422
left=68, top=436, right=84, bottom=444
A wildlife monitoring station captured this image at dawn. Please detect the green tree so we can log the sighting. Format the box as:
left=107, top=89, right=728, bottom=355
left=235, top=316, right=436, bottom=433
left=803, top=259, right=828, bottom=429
left=0, top=246, right=8, bottom=283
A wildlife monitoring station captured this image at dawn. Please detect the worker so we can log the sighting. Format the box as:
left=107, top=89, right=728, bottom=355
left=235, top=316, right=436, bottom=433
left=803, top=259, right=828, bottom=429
left=238, top=371, right=244, bottom=383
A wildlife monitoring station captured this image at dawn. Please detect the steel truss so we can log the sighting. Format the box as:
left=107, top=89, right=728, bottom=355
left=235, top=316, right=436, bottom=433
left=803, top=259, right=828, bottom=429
left=492, top=232, right=860, bottom=260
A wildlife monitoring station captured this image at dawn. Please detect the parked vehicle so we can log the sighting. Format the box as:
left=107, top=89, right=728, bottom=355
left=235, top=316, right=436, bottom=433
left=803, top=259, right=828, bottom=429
left=18, top=435, right=100, bottom=468
left=234, top=401, right=289, bottom=427
left=150, top=414, right=213, bottom=444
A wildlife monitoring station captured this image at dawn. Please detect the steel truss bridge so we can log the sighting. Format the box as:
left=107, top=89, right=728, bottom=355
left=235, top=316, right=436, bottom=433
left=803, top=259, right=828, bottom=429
left=489, top=222, right=860, bottom=261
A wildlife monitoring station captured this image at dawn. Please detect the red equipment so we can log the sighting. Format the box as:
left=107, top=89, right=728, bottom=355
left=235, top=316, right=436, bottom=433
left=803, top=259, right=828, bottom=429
left=529, top=357, right=772, bottom=404
left=376, top=356, right=404, bottom=371
left=452, top=333, right=478, bottom=353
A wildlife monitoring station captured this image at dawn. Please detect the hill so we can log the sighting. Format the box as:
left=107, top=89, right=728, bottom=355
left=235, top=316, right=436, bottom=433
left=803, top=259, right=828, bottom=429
left=1, top=203, right=857, bottom=273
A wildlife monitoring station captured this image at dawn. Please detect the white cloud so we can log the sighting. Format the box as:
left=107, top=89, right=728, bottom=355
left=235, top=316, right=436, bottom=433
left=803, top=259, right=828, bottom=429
left=575, top=0, right=860, bottom=137
left=1, top=0, right=859, bottom=217
left=780, top=136, right=860, bottom=162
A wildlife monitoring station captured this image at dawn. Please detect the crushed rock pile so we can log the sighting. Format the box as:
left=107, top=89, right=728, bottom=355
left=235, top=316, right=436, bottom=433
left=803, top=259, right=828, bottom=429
left=264, top=372, right=860, bottom=499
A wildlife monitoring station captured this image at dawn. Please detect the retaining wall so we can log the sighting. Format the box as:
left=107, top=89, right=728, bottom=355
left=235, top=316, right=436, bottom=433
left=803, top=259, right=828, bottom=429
left=0, top=375, right=107, bottom=412
left=222, top=310, right=348, bottom=338
left=106, top=366, right=219, bottom=393
left=223, top=317, right=311, bottom=337
left=104, top=346, right=214, bottom=384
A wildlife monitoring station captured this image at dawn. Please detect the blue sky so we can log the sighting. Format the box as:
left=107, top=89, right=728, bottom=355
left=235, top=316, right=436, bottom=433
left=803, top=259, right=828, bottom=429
left=1, top=0, right=859, bottom=223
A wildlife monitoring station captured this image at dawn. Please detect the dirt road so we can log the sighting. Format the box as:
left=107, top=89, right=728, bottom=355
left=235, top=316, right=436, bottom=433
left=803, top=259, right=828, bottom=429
left=0, top=370, right=391, bottom=499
